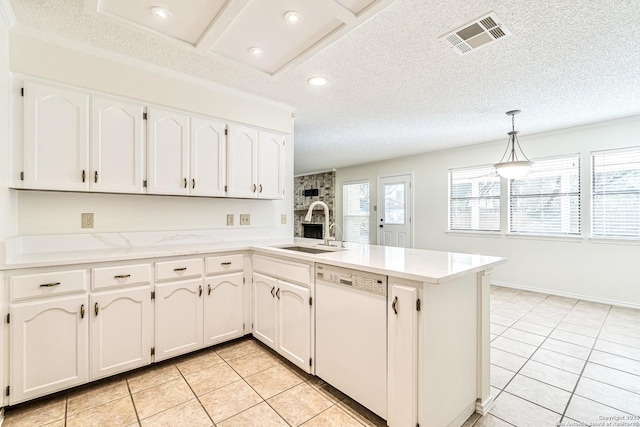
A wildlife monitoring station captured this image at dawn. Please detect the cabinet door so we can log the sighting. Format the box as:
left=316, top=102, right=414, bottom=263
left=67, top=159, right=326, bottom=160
left=226, top=125, right=258, bottom=198
left=155, top=279, right=204, bottom=361
left=91, top=95, right=145, bottom=193
left=277, top=280, right=311, bottom=373
left=190, top=116, right=226, bottom=197
left=23, top=81, right=89, bottom=191
left=257, top=132, right=284, bottom=199
left=387, top=282, right=419, bottom=427
left=204, top=272, right=244, bottom=347
left=147, top=107, right=189, bottom=195
left=10, top=294, right=89, bottom=404
left=90, top=286, right=153, bottom=380
left=252, top=273, right=277, bottom=349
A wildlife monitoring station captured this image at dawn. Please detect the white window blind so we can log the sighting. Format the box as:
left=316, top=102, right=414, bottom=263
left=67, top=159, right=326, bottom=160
left=509, top=155, right=580, bottom=235
left=592, top=147, right=640, bottom=238
left=343, top=181, right=370, bottom=243
left=449, top=166, right=500, bottom=232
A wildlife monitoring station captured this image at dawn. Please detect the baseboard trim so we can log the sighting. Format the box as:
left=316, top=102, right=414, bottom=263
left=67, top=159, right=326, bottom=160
left=492, top=281, right=640, bottom=310
left=475, top=395, right=495, bottom=416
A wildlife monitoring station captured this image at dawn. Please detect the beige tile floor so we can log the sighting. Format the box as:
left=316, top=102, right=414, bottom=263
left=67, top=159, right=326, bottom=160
left=2, top=337, right=386, bottom=427
left=4, top=285, right=640, bottom=427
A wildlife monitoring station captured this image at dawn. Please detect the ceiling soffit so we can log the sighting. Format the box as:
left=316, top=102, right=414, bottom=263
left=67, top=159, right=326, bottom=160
left=83, top=0, right=397, bottom=76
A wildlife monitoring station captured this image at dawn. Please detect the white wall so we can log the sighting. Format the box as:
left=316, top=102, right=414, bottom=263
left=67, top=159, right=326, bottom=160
left=336, top=117, right=640, bottom=307
left=7, top=32, right=294, bottom=237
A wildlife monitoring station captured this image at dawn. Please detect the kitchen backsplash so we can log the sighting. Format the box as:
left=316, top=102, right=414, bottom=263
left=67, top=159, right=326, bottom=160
left=294, top=171, right=335, bottom=237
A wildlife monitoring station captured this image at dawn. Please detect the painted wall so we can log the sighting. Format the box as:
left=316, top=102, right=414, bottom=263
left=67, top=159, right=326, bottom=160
left=336, top=117, right=640, bottom=307
left=7, top=32, right=294, bottom=237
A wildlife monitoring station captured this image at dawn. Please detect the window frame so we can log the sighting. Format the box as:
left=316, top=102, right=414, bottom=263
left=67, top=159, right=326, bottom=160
left=508, top=153, right=581, bottom=237
left=448, top=164, right=502, bottom=233
left=342, top=180, right=371, bottom=244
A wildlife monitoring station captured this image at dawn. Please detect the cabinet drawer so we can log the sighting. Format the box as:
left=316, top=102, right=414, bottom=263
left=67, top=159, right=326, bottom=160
left=92, top=264, right=151, bottom=290
left=10, top=270, right=87, bottom=302
left=156, top=258, right=203, bottom=281
left=205, top=254, right=244, bottom=275
left=252, top=255, right=311, bottom=286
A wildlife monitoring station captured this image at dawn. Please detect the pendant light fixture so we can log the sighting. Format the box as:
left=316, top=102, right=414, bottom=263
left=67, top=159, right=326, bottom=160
left=494, top=110, right=533, bottom=179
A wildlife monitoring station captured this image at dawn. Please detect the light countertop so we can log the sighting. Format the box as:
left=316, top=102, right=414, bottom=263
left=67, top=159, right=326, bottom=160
left=1, top=230, right=506, bottom=283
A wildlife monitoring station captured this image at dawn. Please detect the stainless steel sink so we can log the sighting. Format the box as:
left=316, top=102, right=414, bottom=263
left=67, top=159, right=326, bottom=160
left=279, top=246, right=337, bottom=254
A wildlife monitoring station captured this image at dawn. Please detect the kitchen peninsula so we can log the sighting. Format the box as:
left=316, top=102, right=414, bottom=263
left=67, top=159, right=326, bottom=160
left=0, top=230, right=505, bottom=427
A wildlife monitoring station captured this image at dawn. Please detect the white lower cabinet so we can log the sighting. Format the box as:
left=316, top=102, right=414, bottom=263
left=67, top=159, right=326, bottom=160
left=387, top=279, right=420, bottom=427
left=90, top=286, right=153, bottom=380
left=252, top=268, right=312, bottom=373
left=10, top=294, right=89, bottom=404
left=154, top=278, right=204, bottom=361
left=204, top=272, right=244, bottom=346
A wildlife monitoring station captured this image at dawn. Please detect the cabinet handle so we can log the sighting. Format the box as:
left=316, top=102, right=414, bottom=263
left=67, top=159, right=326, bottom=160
left=392, top=296, right=398, bottom=315
left=199, top=285, right=203, bottom=297
left=94, top=302, right=99, bottom=316
left=208, top=284, right=211, bottom=295
left=94, top=171, right=98, bottom=183
left=80, top=304, right=85, bottom=319
left=114, top=274, right=131, bottom=279
left=259, top=184, right=263, bottom=193
left=253, top=184, right=257, bottom=192
left=221, top=262, right=232, bottom=266
left=276, top=288, right=280, bottom=299
left=173, top=267, right=187, bottom=272
left=271, top=286, right=275, bottom=297
left=184, top=178, right=188, bottom=188
left=82, top=170, right=86, bottom=183
left=40, top=282, right=61, bottom=287
left=192, top=179, right=195, bottom=189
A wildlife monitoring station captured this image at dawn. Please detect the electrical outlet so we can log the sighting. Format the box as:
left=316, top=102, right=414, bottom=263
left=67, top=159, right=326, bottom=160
left=281, top=214, right=287, bottom=224
left=226, top=214, right=234, bottom=226
left=240, top=214, right=250, bottom=225
left=81, top=213, right=94, bottom=228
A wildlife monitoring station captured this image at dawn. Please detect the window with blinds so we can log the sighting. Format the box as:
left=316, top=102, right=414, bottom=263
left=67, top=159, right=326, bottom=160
left=343, top=181, right=370, bottom=243
left=449, top=166, right=501, bottom=232
left=592, top=147, right=640, bottom=238
left=509, top=155, right=580, bottom=235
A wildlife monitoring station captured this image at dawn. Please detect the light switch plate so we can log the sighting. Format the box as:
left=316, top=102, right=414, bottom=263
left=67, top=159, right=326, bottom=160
left=281, top=214, right=287, bottom=224
left=81, top=213, right=94, bottom=228
left=226, top=214, right=234, bottom=226
left=240, top=214, right=250, bottom=225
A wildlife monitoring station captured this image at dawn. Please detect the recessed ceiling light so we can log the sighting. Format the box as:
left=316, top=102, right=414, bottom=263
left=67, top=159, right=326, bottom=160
left=150, top=6, right=171, bottom=19
left=284, top=11, right=303, bottom=23
left=308, top=76, right=328, bottom=86
left=248, top=47, right=264, bottom=56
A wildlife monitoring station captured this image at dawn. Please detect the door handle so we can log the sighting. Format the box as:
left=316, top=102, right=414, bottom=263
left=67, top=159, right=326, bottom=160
left=392, top=296, right=398, bottom=315
left=270, top=286, right=275, bottom=297
left=379, top=225, right=384, bottom=228
left=94, top=302, right=99, bottom=316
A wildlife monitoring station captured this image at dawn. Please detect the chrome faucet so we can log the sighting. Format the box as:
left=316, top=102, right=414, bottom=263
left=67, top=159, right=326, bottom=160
left=304, top=201, right=334, bottom=246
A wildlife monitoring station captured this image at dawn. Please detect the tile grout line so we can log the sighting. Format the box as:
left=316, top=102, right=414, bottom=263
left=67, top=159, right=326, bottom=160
left=125, top=377, right=142, bottom=426
left=559, top=304, right=612, bottom=423
left=175, top=352, right=219, bottom=427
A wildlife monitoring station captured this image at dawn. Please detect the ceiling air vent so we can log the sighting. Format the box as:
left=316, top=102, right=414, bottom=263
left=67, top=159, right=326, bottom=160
left=439, top=12, right=511, bottom=56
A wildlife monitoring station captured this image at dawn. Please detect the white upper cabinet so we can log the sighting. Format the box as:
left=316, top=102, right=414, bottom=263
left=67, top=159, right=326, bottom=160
left=258, top=132, right=285, bottom=199
left=227, top=125, right=284, bottom=199
left=147, top=107, right=190, bottom=196
left=91, top=95, right=145, bottom=193
left=190, top=116, right=226, bottom=197
left=23, top=81, right=90, bottom=191
left=226, top=125, right=258, bottom=198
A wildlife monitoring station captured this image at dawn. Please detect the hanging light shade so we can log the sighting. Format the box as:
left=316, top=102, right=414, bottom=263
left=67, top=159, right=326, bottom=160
left=494, top=110, right=533, bottom=179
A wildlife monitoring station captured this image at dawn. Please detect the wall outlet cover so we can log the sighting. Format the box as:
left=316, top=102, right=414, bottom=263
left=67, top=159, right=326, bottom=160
left=240, top=214, right=250, bottom=225
left=281, top=214, right=287, bottom=224
left=81, top=213, right=94, bottom=228
left=226, top=214, right=234, bottom=226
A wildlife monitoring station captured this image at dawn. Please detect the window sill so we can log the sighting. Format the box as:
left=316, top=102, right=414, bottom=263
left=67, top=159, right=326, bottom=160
left=505, top=233, right=584, bottom=243
left=589, top=237, right=640, bottom=246
left=446, top=231, right=502, bottom=238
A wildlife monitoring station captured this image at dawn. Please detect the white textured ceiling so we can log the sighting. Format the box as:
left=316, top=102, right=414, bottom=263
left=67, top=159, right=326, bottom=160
left=8, top=0, right=640, bottom=174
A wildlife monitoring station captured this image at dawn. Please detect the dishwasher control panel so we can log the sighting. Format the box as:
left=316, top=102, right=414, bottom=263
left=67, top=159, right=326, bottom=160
left=316, top=264, right=387, bottom=296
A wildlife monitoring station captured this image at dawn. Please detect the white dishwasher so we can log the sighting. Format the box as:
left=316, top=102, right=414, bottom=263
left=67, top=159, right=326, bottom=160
left=315, top=264, right=388, bottom=419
